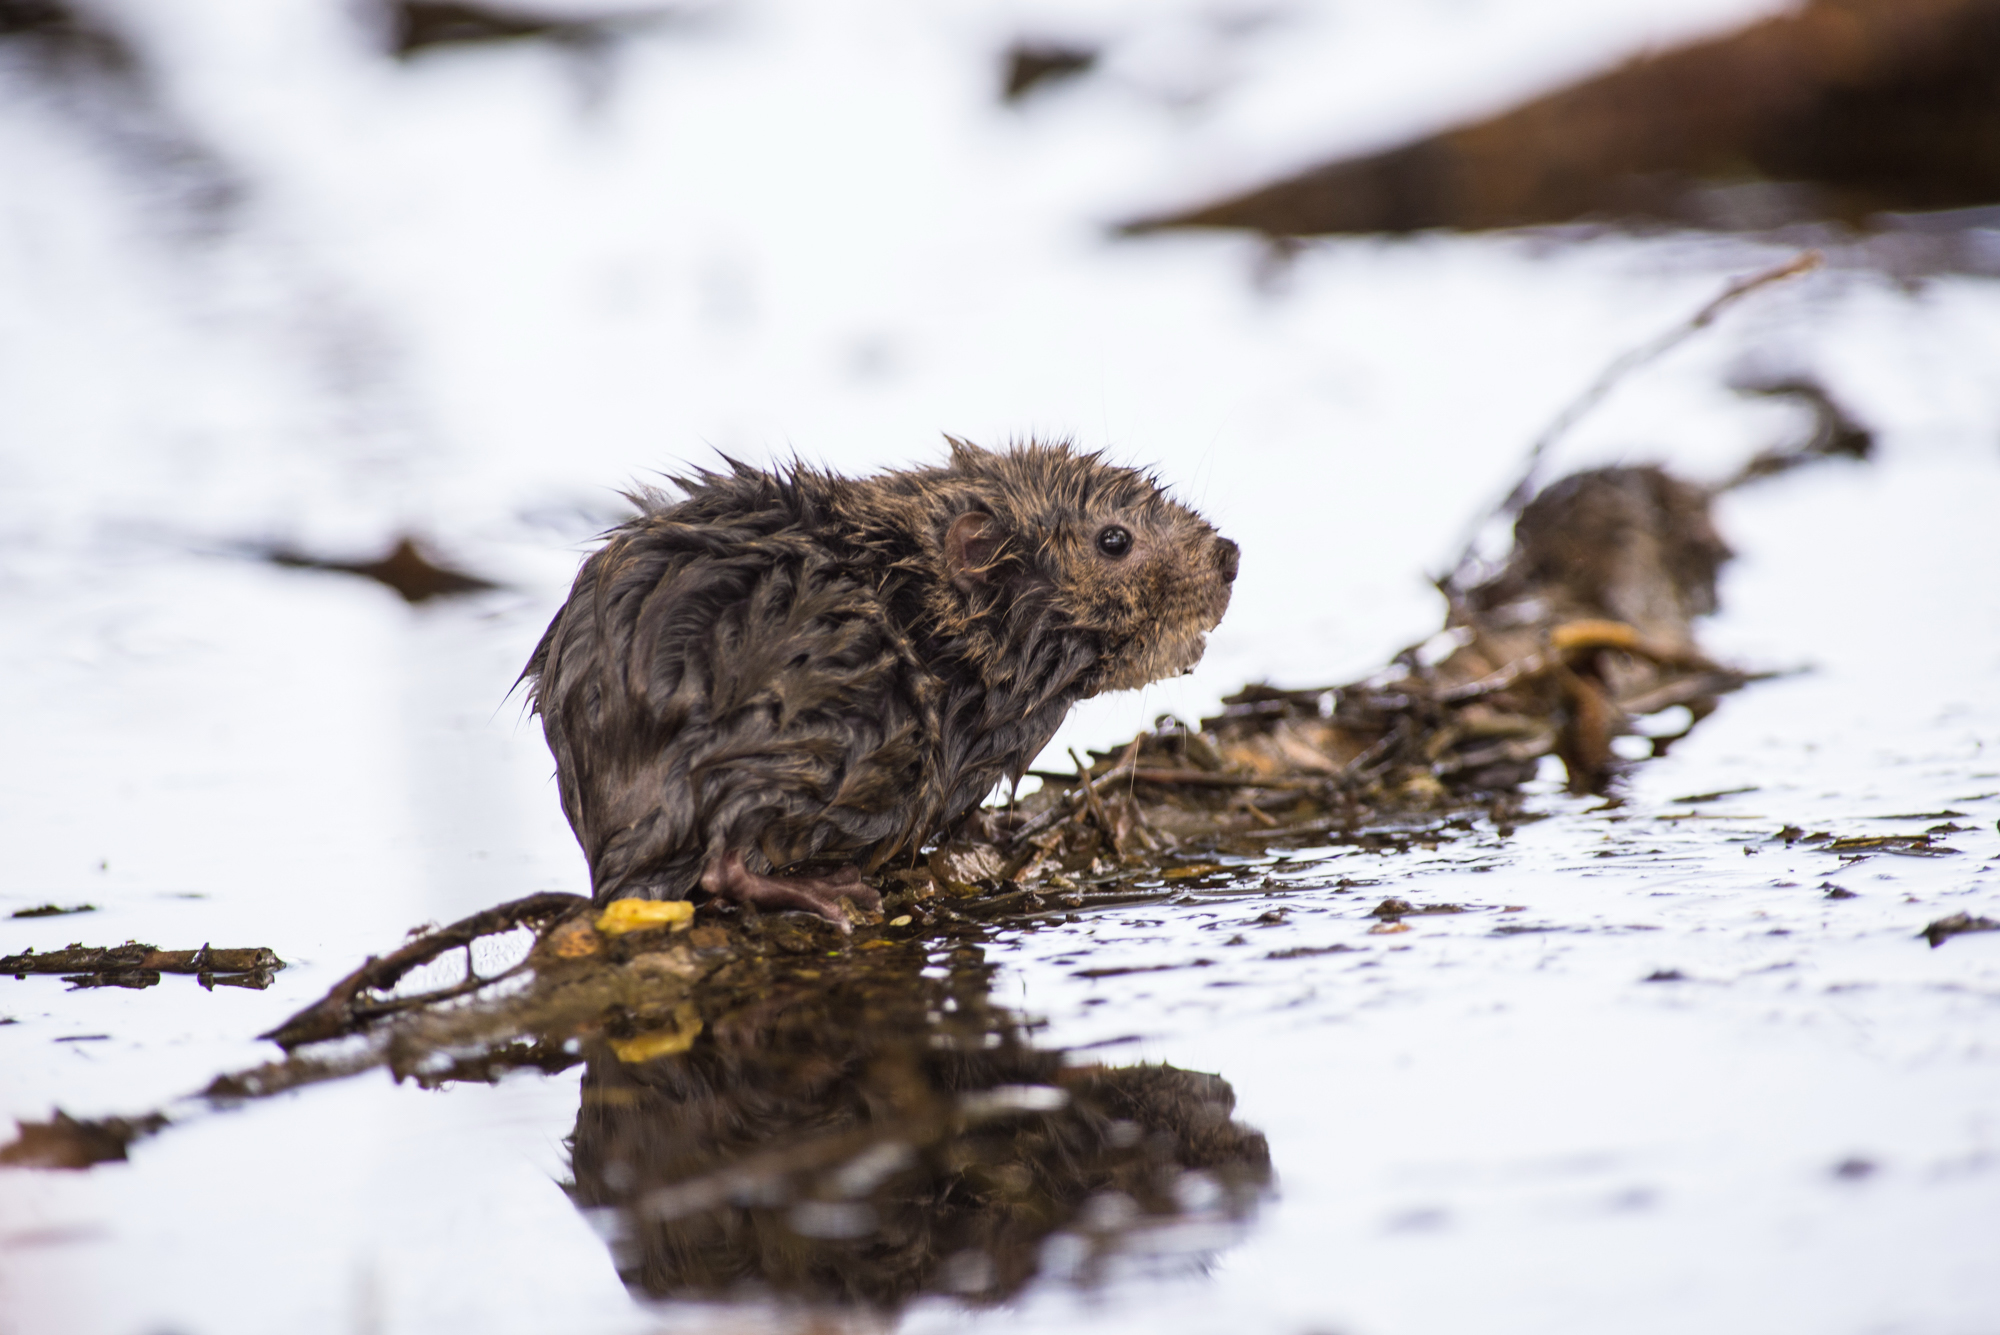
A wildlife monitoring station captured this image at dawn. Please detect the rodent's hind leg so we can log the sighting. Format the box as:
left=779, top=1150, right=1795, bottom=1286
left=699, top=850, right=883, bottom=931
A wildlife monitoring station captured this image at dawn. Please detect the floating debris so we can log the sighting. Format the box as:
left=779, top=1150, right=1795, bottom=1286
left=2, top=942, right=284, bottom=991
left=261, top=535, right=500, bottom=604
left=1919, top=912, right=1999, bottom=948
left=1672, top=787, right=1761, bottom=805
left=383, top=1, right=659, bottom=57
left=9, top=903, right=94, bottom=919
left=1823, top=835, right=1959, bottom=857
left=0, top=1110, right=168, bottom=1170
left=1001, top=40, right=1097, bottom=103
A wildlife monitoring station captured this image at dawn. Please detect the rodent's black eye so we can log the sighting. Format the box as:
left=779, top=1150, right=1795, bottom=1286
left=1095, top=525, right=1133, bottom=559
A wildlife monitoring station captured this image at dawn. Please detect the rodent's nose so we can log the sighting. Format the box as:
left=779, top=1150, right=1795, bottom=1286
left=1214, top=537, right=1240, bottom=584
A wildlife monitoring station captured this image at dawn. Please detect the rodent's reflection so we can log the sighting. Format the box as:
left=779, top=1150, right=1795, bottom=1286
left=565, top=945, right=1270, bottom=1308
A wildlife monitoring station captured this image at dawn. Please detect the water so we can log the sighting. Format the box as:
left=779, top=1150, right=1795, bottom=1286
left=4, top=2, right=2000, bottom=1331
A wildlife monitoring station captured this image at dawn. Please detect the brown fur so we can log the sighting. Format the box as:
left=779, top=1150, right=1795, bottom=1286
left=524, top=438, right=1237, bottom=913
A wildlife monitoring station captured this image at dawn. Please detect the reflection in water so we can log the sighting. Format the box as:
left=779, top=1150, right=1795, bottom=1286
left=5, top=897, right=1270, bottom=1308
left=566, top=942, right=1271, bottom=1309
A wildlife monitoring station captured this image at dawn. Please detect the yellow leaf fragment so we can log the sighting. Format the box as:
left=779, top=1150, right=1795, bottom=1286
left=596, top=898, right=695, bottom=935
left=609, top=1002, right=703, bottom=1064
left=1367, top=921, right=1411, bottom=935
left=1163, top=864, right=1225, bottom=879
left=1549, top=619, right=1642, bottom=653
left=888, top=915, right=913, bottom=927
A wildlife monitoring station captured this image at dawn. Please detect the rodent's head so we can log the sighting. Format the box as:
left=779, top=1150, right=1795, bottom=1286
left=925, top=438, right=1237, bottom=698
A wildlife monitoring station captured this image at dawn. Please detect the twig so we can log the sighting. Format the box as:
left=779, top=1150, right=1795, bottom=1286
left=1128, top=768, right=1325, bottom=790
left=260, top=891, right=586, bottom=1050
left=1071, top=748, right=1123, bottom=858
left=1444, top=250, right=1823, bottom=589
left=1008, top=754, right=1141, bottom=843
left=2, top=944, right=282, bottom=976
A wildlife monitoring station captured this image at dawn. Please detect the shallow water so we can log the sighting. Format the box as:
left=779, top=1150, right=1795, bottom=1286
left=5, top=2, right=2000, bottom=1332
left=6, top=458, right=1998, bottom=1334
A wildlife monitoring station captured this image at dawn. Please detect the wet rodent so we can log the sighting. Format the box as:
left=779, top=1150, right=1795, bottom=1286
left=524, top=437, right=1238, bottom=926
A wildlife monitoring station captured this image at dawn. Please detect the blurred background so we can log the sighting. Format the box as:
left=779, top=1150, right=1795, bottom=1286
left=7, top=3, right=2000, bottom=1332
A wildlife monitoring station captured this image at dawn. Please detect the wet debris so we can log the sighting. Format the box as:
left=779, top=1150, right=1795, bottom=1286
left=1823, top=834, right=1959, bottom=857
left=9, top=903, right=94, bottom=919
left=1119, top=0, right=2000, bottom=257
left=1263, top=944, right=1358, bottom=960
left=1672, top=786, right=1760, bottom=805
left=260, top=891, right=577, bottom=1049
left=1072, top=960, right=1212, bottom=979
left=381, top=1, right=665, bottom=58
left=0, top=1110, right=168, bottom=1170
left=260, top=534, right=500, bottom=604
left=1001, top=40, right=1098, bottom=103
left=1919, top=913, right=2000, bottom=948
left=2, top=942, right=284, bottom=991
left=1367, top=899, right=1464, bottom=921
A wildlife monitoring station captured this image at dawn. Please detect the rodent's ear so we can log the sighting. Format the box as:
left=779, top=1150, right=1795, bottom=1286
left=945, top=510, right=1002, bottom=593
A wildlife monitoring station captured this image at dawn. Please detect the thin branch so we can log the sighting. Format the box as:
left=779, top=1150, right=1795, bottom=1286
left=1444, top=250, right=1823, bottom=589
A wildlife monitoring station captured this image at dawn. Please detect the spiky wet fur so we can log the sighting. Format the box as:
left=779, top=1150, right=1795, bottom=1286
left=524, top=438, right=1235, bottom=903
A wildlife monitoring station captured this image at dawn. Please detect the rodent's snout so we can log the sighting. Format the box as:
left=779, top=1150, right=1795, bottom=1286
left=1213, top=537, right=1240, bottom=584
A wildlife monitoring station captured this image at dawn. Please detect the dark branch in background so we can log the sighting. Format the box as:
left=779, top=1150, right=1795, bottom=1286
left=381, top=1, right=673, bottom=58
left=1000, top=40, right=1097, bottom=103
left=1118, top=0, right=2000, bottom=243
left=260, top=535, right=502, bottom=603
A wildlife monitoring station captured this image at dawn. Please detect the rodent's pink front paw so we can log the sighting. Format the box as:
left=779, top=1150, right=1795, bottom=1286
left=701, top=852, right=882, bottom=931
